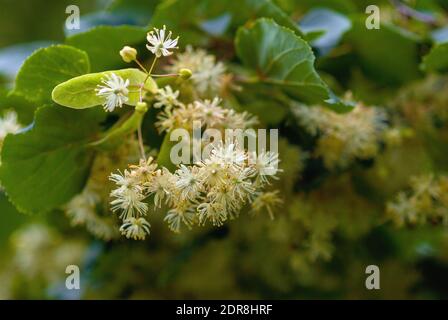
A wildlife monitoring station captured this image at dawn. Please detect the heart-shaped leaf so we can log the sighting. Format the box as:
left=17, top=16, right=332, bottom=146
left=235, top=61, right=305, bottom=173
left=0, top=89, right=36, bottom=124
left=345, top=17, right=421, bottom=85
left=13, top=45, right=90, bottom=105
left=0, top=192, right=26, bottom=248
left=151, top=0, right=302, bottom=46
left=235, top=18, right=353, bottom=112
left=0, top=105, right=105, bottom=214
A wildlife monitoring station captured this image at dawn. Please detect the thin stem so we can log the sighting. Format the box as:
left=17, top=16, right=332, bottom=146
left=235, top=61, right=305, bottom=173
left=148, top=56, right=158, bottom=75
left=138, top=57, right=158, bottom=99
left=137, top=124, right=146, bottom=160
left=135, top=55, right=158, bottom=159
left=138, top=57, right=158, bottom=102
left=134, top=59, right=148, bottom=73
left=150, top=73, right=179, bottom=78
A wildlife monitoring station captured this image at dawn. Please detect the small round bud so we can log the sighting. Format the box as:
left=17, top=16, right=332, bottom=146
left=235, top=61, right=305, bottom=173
left=136, top=102, right=148, bottom=113
left=120, top=46, right=137, bottom=63
left=179, top=68, right=192, bottom=80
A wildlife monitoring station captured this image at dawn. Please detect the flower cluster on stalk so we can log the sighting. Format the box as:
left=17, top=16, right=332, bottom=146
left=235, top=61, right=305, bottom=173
left=167, top=46, right=226, bottom=96
left=155, top=94, right=258, bottom=133
left=89, top=25, right=282, bottom=241
left=95, top=25, right=180, bottom=113
left=110, top=143, right=281, bottom=239
left=292, top=101, right=387, bottom=169
left=64, top=138, right=141, bottom=240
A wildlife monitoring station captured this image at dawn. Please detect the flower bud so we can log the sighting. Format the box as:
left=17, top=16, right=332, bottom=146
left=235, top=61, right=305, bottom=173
left=120, top=46, right=137, bottom=63
left=135, top=102, right=148, bottom=113
left=179, top=68, right=192, bottom=80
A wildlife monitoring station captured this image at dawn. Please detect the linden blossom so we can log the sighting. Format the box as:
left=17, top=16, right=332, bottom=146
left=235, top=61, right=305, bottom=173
left=90, top=24, right=284, bottom=241
left=109, top=141, right=282, bottom=237
left=169, top=120, right=279, bottom=171
left=176, top=304, right=211, bottom=317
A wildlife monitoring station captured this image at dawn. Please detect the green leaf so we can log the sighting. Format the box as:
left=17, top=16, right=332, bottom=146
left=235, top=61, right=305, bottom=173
left=92, top=105, right=148, bottom=149
left=157, top=133, right=177, bottom=172
left=232, top=85, right=288, bottom=125
left=230, top=0, right=303, bottom=35
left=345, top=18, right=421, bottom=85
left=107, top=0, right=161, bottom=25
left=52, top=68, right=157, bottom=109
left=66, top=25, right=147, bottom=72
left=13, top=45, right=90, bottom=105
left=421, top=42, right=448, bottom=73
left=0, top=192, right=26, bottom=248
left=0, top=41, right=55, bottom=80
left=0, top=105, right=105, bottom=214
left=235, top=18, right=353, bottom=112
left=151, top=0, right=302, bottom=46
left=0, top=89, right=36, bottom=124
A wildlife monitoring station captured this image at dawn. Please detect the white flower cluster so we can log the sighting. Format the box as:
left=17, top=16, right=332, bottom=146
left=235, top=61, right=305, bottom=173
left=64, top=137, right=141, bottom=240
left=167, top=46, right=226, bottom=96
left=292, top=102, right=387, bottom=169
left=65, top=186, right=118, bottom=241
left=251, top=190, right=283, bottom=220
left=11, top=224, right=85, bottom=281
left=90, top=24, right=282, bottom=241
left=154, top=85, right=180, bottom=109
left=109, top=144, right=281, bottom=240
left=96, top=26, right=179, bottom=112
left=155, top=90, right=257, bottom=133
left=387, top=174, right=448, bottom=227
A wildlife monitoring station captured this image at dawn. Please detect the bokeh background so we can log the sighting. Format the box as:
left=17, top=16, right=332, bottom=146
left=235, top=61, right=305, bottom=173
left=1, top=0, right=448, bottom=299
